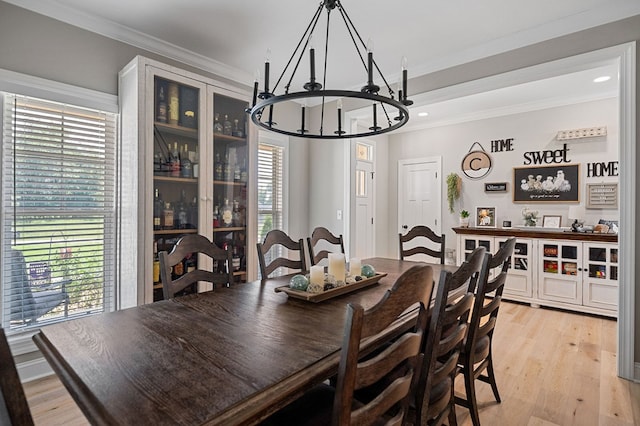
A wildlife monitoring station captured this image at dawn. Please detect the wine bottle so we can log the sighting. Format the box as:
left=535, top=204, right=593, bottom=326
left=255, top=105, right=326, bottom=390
left=232, top=200, right=241, bottom=227
left=171, top=142, right=180, bottom=177
left=153, top=240, right=161, bottom=283
left=213, top=205, right=220, bottom=228
left=153, top=188, right=163, bottom=230
left=181, top=144, right=192, bottom=178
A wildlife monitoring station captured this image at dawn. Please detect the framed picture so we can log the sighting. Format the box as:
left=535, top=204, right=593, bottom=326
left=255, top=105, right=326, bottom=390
left=513, top=164, right=580, bottom=203
left=476, top=207, right=496, bottom=227
left=542, top=215, right=562, bottom=228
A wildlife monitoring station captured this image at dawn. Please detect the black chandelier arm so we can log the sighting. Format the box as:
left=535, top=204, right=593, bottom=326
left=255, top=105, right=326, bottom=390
left=273, top=2, right=324, bottom=95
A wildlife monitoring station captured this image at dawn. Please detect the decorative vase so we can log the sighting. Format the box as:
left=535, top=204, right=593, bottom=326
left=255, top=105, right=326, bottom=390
left=459, top=217, right=470, bottom=227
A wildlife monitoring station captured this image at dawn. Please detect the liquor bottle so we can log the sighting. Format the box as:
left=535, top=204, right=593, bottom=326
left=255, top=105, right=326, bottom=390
left=232, top=245, right=241, bottom=271
left=167, top=82, right=179, bottom=125
left=223, top=153, right=232, bottom=181
left=212, top=205, right=220, bottom=228
left=214, top=153, right=223, bottom=181
left=232, top=118, right=244, bottom=138
left=240, top=159, right=248, bottom=183
left=170, top=142, right=181, bottom=177
left=188, top=196, right=198, bottom=229
left=173, top=258, right=184, bottom=278
left=214, top=113, right=223, bottom=133
left=221, top=199, right=233, bottom=227
left=192, top=145, right=199, bottom=178
left=153, top=240, right=161, bottom=284
left=185, top=253, right=197, bottom=273
left=153, top=188, right=163, bottom=230
left=176, top=190, right=188, bottom=229
left=234, top=161, right=241, bottom=182
left=156, top=80, right=168, bottom=123
left=180, top=144, right=192, bottom=178
left=162, top=202, right=174, bottom=229
left=223, top=114, right=232, bottom=135
left=232, top=200, right=241, bottom=227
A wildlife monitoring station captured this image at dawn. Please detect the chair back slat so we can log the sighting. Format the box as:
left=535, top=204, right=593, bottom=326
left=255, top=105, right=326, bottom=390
left=307, top=226, right=345, bottom=266
left=257, top=230, right=306, bottom=278
left=159, top=234, right=233, bottom=300
left=399, top=225, right=445, bottom=264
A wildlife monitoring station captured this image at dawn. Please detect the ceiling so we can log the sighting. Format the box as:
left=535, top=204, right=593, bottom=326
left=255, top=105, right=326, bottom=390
left=6, top=0, right=636, bottom=127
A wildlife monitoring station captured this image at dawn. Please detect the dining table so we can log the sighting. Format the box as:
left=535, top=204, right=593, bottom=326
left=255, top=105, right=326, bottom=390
left=33, top=257, right=460, bottom=425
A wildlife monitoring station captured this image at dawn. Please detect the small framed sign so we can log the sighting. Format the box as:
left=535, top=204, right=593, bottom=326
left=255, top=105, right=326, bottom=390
left=476, top=207, right=496, bottom=228
left=485, top=182, right=507, bottom=192
left=542, top=215, right=562, bottom=228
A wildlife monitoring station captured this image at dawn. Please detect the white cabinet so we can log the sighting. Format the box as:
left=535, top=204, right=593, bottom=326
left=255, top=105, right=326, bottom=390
left=119, top=56, right=256, bottom=305
left=454, top=228, right=617, bottom=317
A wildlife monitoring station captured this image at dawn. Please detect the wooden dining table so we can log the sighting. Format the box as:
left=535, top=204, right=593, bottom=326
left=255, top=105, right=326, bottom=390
left=33, top=257, right=459, bottom=425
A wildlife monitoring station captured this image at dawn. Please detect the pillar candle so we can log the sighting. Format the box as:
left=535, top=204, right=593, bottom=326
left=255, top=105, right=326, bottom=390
left=310, top=265, right=324, bottom=286
left=328, top=253, right=346, bottom=283
left=349, top=258, right=361, bottom=276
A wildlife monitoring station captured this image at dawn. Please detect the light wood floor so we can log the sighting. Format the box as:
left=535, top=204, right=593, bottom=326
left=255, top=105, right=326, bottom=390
left=22, top=301, right=640, bottom=425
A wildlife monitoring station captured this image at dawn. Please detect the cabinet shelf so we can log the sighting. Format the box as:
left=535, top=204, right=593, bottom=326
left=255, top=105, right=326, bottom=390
left=154, top=175, right=198, bottom=184
left=213, top=227, right=245, bottom=233
left=154, top=228, right=198, bottom=235
left=155, top=121, right=198, bottom=138
left=214, top=132, right=246, bottom=143
left=213, top=180, right=246, bottom=186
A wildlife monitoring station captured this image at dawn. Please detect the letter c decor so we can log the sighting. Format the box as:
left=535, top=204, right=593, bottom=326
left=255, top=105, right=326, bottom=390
left=461, top=142, right=492, bottom=179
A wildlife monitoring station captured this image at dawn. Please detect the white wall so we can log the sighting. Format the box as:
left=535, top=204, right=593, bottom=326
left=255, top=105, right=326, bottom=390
left=387, top=97, right=619, bottom=253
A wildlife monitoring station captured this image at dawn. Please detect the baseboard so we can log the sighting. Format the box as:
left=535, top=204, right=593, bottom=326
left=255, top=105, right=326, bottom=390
left=634, top=362, right=640, bottom=383
left=17, top=356, right=54, bottom=383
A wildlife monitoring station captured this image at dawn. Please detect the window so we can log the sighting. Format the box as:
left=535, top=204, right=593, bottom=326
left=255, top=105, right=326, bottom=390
left=257, top=138, right=286, bottom=278
left=1, top=94, right=117, bottom=334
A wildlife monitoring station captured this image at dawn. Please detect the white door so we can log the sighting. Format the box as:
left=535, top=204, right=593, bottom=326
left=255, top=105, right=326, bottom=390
left=354, top=160, right=374, bottom=259
left=398, top=157, right=442, bottom=235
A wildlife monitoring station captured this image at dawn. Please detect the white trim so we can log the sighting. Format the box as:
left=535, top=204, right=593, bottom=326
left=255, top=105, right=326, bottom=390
left=0, top=68, right=118, bottom=113
left=17, top=357, right=54, bottom=383
left=616, top=42, right=636, bottom=381
left=634, top=362, right=640, bottom=383
left=3, top=0, right=252, bottom=86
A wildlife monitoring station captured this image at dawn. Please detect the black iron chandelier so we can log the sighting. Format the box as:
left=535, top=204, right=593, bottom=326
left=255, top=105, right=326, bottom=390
left=247, top=0, right=412, bottom=139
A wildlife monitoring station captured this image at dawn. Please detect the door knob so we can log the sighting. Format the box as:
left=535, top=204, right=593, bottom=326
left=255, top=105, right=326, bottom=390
left=402, top=225, right=408, bottom=229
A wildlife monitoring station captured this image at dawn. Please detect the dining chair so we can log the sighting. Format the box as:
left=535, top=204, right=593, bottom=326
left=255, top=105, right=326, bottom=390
left=307, top=226, right=345, bottom=266
left=454, top=237, right=516, bottom=426
left=8, top=250, right=69, bottom=324
left=399, top=225, right=446, bottom=264
left=257, top=229, right=306, bottom=278
left=0, top=328, right=35, bottom=426
left=159, top=234, right=233, bottom=300
left=260, top=264, right=434, bottom=426
left=412, top=246, right=485, bottom=426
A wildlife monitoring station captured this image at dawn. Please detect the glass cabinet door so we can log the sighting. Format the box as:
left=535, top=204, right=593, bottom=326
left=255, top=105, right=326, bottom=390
left=538, top=240, right=582, bottom=304
left=212, top=93, right=249, bottom=283
left=583, top=243, right=618, bottom=311
left=152, top=75, right=202, bottom=301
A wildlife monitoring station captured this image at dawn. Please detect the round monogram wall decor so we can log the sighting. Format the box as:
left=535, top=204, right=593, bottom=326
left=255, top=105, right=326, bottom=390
left=461, top=142, right=492, bottom=179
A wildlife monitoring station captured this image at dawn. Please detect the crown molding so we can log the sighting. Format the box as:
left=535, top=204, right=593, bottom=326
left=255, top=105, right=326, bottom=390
left=3, top=0, right=252, bottom=85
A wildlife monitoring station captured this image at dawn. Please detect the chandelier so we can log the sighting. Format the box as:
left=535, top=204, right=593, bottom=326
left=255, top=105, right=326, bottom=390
left=247, top=0, right=412, bottom=139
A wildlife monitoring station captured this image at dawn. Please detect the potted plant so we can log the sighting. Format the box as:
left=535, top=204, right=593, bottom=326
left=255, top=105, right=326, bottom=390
left=446, top=172, right=462, bottom=213
left=459, top=210, right=470, bottom=227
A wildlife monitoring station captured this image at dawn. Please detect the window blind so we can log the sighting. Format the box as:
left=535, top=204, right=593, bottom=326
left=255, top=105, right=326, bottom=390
left=257, top=143, right=284, bottom=277
left=1, top=94, right=117, bottom=334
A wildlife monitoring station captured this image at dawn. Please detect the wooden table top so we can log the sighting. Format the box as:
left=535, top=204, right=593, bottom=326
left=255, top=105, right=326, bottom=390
left=33, top=258, right=457, bottom=426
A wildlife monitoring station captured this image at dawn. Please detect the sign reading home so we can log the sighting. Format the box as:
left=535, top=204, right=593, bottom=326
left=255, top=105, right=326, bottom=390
left=485, top=182, right=507, bottom=192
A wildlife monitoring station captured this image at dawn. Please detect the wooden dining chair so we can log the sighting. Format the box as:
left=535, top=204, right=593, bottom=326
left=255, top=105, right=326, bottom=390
left=399, top=225, right=446, bottom=264
left=159, top=234, right=233, bottom=300
left=257, top=229, right=306, bottom=278
left=307, top=226, right=345, bottom=266
left=411, top=246, right=485, bottom=426
left=0, top=328, right=35, bottom=426
left=260, top=264, right=434, bottom=426
left=454, top=237, right=516, bottom=426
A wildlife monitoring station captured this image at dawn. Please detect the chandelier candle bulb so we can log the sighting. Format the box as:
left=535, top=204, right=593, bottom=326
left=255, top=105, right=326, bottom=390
left=366, top=39, right=374, bottom=86
left=310, top=265, right=324, bottom=286
left=252, top=69, right=260, bottom=106
left=264, top=49, right=271, bottom=95
left=401, top=56, right=408, bottom=101
left=300, top=104, right=306, bottom=134
left=336, top=98, right=343, bottom=134
left=350, top=258, right=361, bottom=276
left=309, top=37, right=316, bottom=82
left=328, top=253, right=346, bottom=283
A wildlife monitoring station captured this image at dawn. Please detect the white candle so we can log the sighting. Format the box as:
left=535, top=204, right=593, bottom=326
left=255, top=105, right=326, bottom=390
left=310, top=265, right=324, bottom=286
left=328, top=253, right=346, bottom=283
left=350, top=258, right=361, bottom=276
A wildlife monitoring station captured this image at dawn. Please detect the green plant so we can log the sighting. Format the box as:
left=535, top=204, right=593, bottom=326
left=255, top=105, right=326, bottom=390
left=460, top=210, right=470, bottom=218
left=446, top=173, right=461, bottom=213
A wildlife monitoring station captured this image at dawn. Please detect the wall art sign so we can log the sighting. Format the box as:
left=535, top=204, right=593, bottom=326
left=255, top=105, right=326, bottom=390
left=461, top=142, right=492, bottom=180
left=484, top=182, right=507, bottom=192
left=523, top=143, right=571, bottom=165
left=513, top=164, right=580, bottom=203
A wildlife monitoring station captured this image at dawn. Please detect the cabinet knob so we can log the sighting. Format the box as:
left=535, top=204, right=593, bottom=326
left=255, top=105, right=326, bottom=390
left=402, top=225, right=408, bottom=229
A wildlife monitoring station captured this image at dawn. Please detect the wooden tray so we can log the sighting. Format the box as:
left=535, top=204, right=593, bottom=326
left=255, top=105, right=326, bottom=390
left=275, top=272, right=387, bottom=303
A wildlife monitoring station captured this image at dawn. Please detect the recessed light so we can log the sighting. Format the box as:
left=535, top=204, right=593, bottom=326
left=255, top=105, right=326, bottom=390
left=593, top=76, right=611, bottom=83
left=418, top=112, right=429, bottom=117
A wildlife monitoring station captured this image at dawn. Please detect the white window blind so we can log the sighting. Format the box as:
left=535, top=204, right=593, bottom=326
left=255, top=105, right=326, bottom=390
left=257, top=142, right=285, bottom=277
left=1, top=94, right=117, bottom=334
